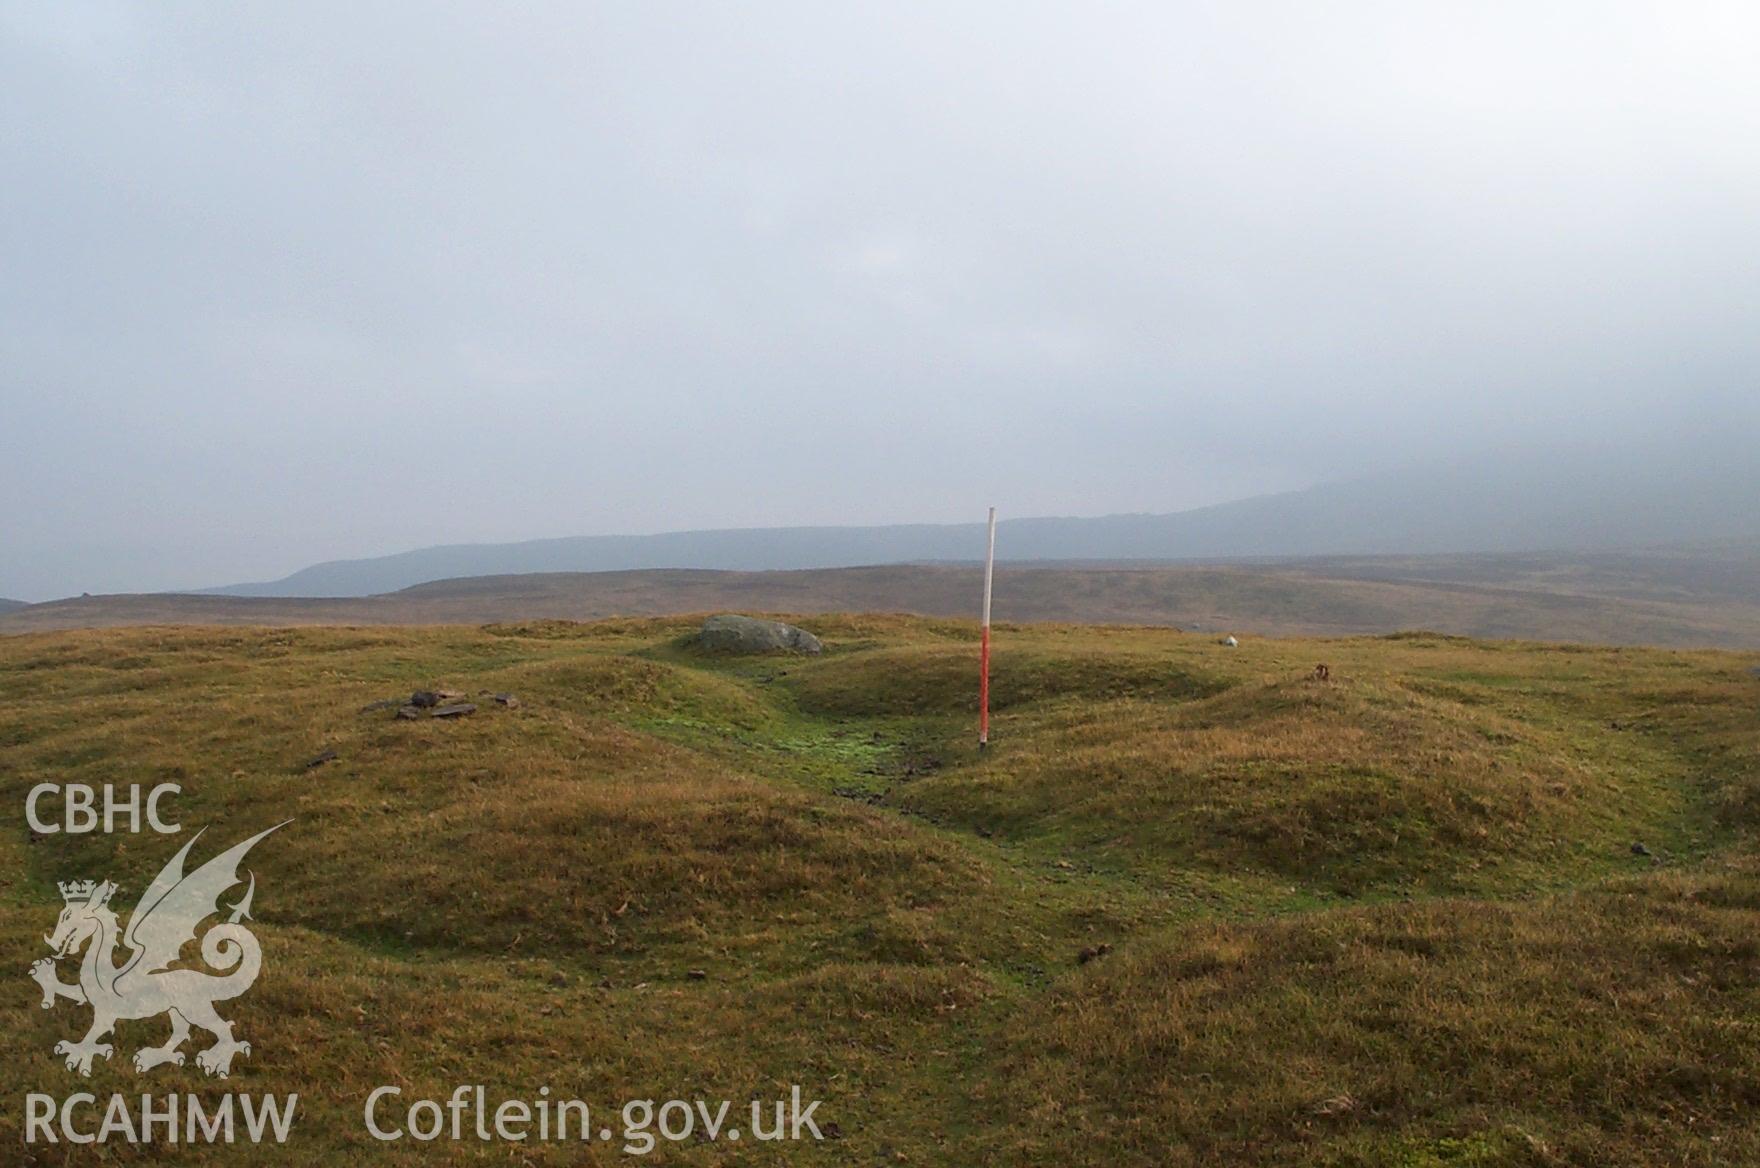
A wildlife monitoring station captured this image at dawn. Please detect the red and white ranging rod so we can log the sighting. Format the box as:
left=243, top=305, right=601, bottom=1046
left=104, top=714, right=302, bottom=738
left=979, top=505, right=996, bottom=751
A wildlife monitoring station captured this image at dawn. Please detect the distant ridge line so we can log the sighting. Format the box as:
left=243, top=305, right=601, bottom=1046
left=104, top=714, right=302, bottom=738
left=210, top=452, right=1760, bottom=599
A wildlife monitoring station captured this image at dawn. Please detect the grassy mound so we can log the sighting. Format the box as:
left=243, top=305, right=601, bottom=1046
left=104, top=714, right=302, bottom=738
left=897, top=671, right=1693, bottom=893
left=786, top=640, right=1226, bottom=717
left=3, top=618, right=1759, bottom=1164
left=984, top=862, right=1760, bottom=1166
left=0, top=626, right=994, bottom=971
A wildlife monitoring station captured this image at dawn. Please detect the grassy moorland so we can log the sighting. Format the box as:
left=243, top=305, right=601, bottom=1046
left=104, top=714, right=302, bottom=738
left=8, top=551, right=1760, bottom=648
left=2, top=616, right=1759, bottom=1165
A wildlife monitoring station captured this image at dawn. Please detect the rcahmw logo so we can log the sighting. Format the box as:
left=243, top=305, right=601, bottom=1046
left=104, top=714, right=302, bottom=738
left=23, top=823, right=299, bottom=1146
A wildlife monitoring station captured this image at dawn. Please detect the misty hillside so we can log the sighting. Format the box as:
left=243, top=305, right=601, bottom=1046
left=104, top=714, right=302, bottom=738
left=0, top=600, right=26, bottom=614
left=215, top=451, right=1760, bottom=597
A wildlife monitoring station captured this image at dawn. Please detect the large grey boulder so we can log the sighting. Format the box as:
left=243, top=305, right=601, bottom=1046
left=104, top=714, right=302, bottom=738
left=698, top=614, right=823, bottom=655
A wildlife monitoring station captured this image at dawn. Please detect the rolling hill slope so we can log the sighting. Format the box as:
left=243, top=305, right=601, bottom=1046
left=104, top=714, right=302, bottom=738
left=5, top=617, right=1760, bottom=1163
left=9, top=551, right=1760, bottom=647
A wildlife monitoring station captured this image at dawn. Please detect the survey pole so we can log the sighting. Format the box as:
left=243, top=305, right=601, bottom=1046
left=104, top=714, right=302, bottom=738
left=979, top=506, right=996, bottom=751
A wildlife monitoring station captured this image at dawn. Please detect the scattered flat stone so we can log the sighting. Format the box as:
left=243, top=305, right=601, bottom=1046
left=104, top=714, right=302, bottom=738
left=395, top=705, right=423, bottom=720
left=490, top=693, right=519, bottom=708
left=431, top=702, right=477, bottom=718
left=409, top=691, right=440, bottom=708
left=1077, top=943, right=1112, bottom=964
left=435, top=689, right=466, bottom=702
left=303, top=748, right=338, bottom=769
left=1631, top=841, right=1652, bottom=857
left=697, top=614, right=823, bottom=655
left=687, top=969, right=707, bottom=981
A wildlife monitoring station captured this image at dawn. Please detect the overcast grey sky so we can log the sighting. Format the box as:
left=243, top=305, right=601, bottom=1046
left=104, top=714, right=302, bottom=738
left=3, top=2, right=1758, bottom=600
